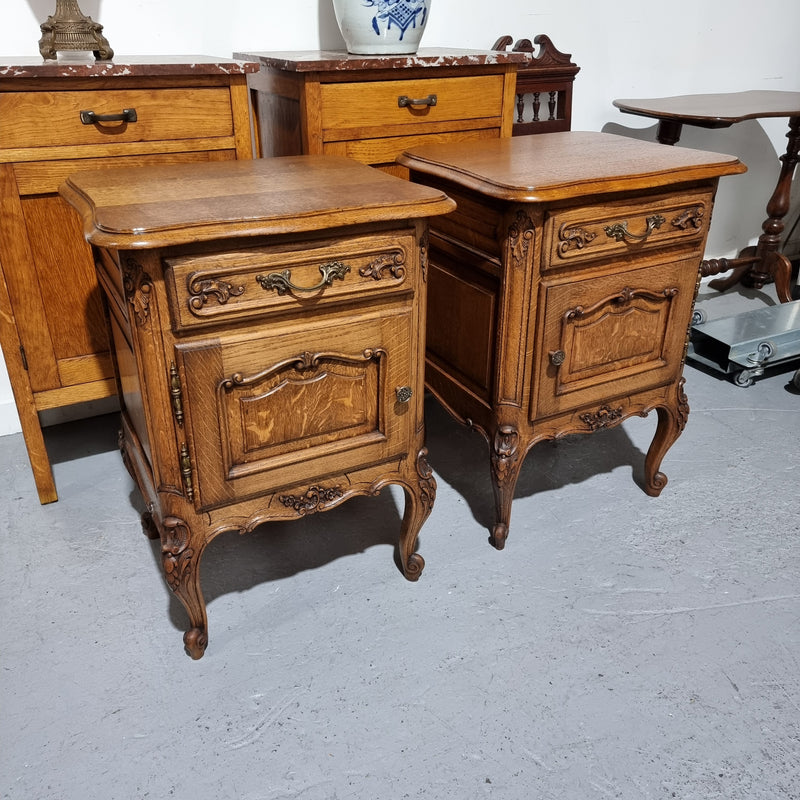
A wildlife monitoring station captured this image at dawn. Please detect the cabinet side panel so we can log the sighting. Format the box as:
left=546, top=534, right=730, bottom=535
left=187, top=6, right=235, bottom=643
left=21, top=195, right=112, bottom=379
left=108, top=308, right=152, bottom=469
left=0, top=163, right=59, bottom=390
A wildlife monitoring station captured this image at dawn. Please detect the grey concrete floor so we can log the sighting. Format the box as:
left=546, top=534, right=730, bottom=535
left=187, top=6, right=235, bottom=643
left=1, top=283, right=799, bottom=800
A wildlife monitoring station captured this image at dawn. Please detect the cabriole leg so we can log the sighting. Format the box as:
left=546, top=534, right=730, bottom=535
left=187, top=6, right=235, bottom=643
left=489, top=424, right=522, bottom=550
left=160, top=516, right=209, bottom=659
left=398, top=449, right=436, bottom=581
left=644, top=379, right=690, bottom=497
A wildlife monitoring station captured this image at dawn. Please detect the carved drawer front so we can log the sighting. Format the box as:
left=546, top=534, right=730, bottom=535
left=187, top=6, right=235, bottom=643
left=543, top=190, right=713, bottom=269
left=320, top=75, right=505, bottom=138
left=165, top=230, right=415, bottom=331
left=533, top=256, right=699, bottom=419
left=0, top=87, right=235, bottom=151
left=174, top=309, right=415, bottom=509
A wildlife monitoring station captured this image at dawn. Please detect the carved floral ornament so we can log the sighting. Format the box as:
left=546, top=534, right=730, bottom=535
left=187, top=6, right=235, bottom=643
left=122, top=256, right=152, bottom=326
left=187, top=275, right=245, bottom=310
left=509, top=210, right=535, bottom=265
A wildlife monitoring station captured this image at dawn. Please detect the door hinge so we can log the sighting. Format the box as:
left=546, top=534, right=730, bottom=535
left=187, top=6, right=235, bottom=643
left=19, top=345, right=28, bottom=371
left=179, top=442, right=194, bottom=501
left=169, top=361, right=184, bottom=427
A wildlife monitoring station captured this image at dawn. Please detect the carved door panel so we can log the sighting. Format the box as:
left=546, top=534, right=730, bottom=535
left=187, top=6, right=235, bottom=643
left=175, top=309, right=415, bottom=510
left=533, top=257, right=698, bottom=419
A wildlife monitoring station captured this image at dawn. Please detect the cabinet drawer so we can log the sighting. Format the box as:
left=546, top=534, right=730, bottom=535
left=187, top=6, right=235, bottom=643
left=533, top=257, right=699, bottom=419
left=319, top=75, right=505, bottom=137
left=165, top=229, right=416, bottom=331
left=330, top=127, right=498, bottom=166
left=543, top=190, right=713, bottom=269
left=176, top=309, right=415, bottom=509
left=0, top=87, right=234, bottom=150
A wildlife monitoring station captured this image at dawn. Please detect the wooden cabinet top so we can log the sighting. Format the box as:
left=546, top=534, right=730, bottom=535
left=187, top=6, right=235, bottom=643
left=233, top=48, right=531, bottom=73
left=0, top=55, right=258, bottom=81
left=59, top=155, right=456, bottom=249
left=397, top=131, right=747, bottom=202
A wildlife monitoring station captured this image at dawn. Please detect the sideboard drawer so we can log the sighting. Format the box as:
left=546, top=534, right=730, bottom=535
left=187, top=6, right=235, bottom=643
left=543, top=190, right=712, bottom=269
left=320, top=75, right=505, bottom=137
left=165, top=229, right=415, bottom=330
left=0, top=87, right=235, bottom=150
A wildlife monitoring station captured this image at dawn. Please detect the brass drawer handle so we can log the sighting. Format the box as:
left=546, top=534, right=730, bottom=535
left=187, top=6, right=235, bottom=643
left=256, top=261, right=351, bottom=296
left=80, top=108, right=138, bottom=124
left=604, top=214, right=666, bottom=243
left=398, top=94, right=437, bottom=108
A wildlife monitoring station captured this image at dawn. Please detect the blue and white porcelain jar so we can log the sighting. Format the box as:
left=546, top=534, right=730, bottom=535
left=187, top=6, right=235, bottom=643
left=333, top=0, right=431, bottom=55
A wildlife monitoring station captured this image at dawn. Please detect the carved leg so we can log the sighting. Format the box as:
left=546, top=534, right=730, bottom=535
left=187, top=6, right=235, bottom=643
left=643, top=379, right=690, bottom=497
left=489, top=425, right=522, bottom=550
left=160, top=516, right=209, bottom=659
left=397, top=449, right=436, bottom=581
left=708, top=116, right=799, bottom=301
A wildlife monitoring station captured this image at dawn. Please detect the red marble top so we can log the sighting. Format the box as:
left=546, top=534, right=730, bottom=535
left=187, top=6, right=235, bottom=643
left=233, top=48, right=533, bottom=73
left=0, top=55, right=259, bottom=80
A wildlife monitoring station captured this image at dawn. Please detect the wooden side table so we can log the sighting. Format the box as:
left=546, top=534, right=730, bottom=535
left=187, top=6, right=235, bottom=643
left=60, top=156, right=454, bottom=658
left=0, top=56, right=257, bottom=504
left=233, top=48, right=527, bottom=177
left=613, top=91, right=800, bottom=304
left=399, top=133, right=745, bottom=548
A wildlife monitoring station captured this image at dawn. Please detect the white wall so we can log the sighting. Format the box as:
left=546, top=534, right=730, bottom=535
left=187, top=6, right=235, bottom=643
left=1, top=0, right=799, bottom=435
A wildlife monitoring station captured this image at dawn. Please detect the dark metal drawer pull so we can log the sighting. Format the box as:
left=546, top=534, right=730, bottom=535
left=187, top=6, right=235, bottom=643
left=80, top=108, right=138, bottom=124
left=256, top=261, right=351, bottom=296
left=398, top=94, right=437, bottom=108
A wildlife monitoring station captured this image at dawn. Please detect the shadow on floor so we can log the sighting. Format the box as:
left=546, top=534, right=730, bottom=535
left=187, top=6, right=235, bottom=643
left=422, top=395, right=651, bottom=535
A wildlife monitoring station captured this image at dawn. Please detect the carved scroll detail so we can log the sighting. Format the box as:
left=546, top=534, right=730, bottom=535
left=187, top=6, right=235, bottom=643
left=279, top=485, right=344, bottom=514
left=492, top=425, right=520, bottom=485
left=187, top=274, right=245, bottom=311
left=579, top=405, right=624, bottom=431
left=676, top=378, right=690, bottom=433
left=559, top=225, right=597, bottom=254
left=416, top=448, right=437, bottom=513
left=671, top=207, right=704, bottom=230
left=122, top=256, right=152, bottom=326
left=564, top=286, right=679, bottom=322
left=220, top=348, right=386, bottom=392
left=358, top=249, right=406, bottom=281
left=161, top=517, right=194, bottom=593
left=508, top=210, right=535, bottom=267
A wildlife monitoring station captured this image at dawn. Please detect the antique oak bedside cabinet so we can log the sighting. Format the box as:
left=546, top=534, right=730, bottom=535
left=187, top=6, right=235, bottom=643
left=398, top=132, right=745, bottom=548
left=60, top=156, right=455, bottom=658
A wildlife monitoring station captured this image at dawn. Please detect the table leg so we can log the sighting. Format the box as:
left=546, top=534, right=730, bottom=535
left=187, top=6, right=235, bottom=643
left=656, top=119, right=684, bottom=146
left=705, top=116, right=799, bottom=303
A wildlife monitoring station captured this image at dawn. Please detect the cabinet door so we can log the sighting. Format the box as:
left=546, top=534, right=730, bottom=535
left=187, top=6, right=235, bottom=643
left=176, top=309, right=416, bottom=510
left=533, top=257, right=698, bottom=419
